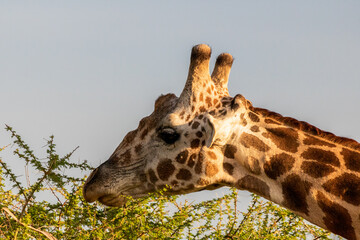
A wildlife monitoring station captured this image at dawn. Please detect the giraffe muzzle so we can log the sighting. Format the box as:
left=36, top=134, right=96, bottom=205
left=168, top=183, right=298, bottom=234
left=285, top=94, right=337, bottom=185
left=83, top=164, right=147, bottom=206
left=83, top=167, right=100, bottom=202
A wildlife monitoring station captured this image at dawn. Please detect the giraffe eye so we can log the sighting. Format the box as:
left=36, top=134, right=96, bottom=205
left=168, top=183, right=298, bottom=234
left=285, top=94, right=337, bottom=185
left=158, top=127, right=180, bottom=144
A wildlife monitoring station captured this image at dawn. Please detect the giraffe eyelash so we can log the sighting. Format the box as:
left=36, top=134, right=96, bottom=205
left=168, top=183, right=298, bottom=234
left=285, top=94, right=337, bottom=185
left=158, top=127, right=180, bottom=145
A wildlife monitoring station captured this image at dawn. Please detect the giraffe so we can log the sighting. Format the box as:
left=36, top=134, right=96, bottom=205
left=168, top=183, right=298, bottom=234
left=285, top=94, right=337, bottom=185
left=83, top=44, right=360, bottom=240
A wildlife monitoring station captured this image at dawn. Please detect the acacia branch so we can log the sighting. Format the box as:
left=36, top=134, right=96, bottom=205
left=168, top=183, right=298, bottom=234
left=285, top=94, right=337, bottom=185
left=2, top=207, right=57, bottom=240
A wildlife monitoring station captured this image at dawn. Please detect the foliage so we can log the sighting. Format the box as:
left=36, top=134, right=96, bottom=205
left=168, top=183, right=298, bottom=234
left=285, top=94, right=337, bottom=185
left=0, top=126, right=337, bottom=239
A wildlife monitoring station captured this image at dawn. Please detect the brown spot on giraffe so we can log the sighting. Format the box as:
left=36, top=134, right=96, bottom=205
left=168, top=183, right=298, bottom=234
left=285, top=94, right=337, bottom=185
left=140, top=128, right=149, bottom=140
left=196, top=131, right=203, bottom=138
left=264, top=118, right=280, bottom=125
left=157, top=159, right=175, bottom=181
left=303, top=135, right=336, bottom=148
left=341, top=148, right=360, bottom=172
left=195, top=153, right=204, bottom=174
left=316, top=191, right=356, bottom=240
left=248, top=112, right=260, bottom=122
left=199, top=106, right=206, bottom=112
left=135, top=144, right=143, bottom=154
left=191, top=139, right=200, bottom=149
left=122, top=130, right=137, bottom=147
left=209, top=110, right=216, bottom=116
left=138, top=118, right=147, bottom=130
left=179, top=110, right=185, bottom=119
left=219, top=109, right=227, bottom=116
left=207, top=151, right=217, bottom=160
left=192, top=93, right=197, bottom=103
left=250, top=125, right=260, bottom=132
left=240, top=133, right=270, bottom=152
left=237, top=175, right=270, bottom=199
left=301, top=161, right=335, bottom=178
left=223, top=162, right=234, bottom=175
left=148, top=169, right=158, bottom=184
left=263, top=127, right=299, bottom=153
left=231, top=102, right=240, bottom=111
left=205, top=162, right=219, bottom=177
left=301, top=147, right=340, bottom=167
left=176, top=150, right=189, bottom=164
left=192, top=121, right=200, bottom=129
left=176, top=168, right=192, bottom=181
left=187, top=154, right=196, bottom=168
left=282, top=174, right=311, bottom=215
left=139, top=173, right=147, bottom=182
left=205, top=96, right=212, bottom=107
left=224, top=144, right=237, bottom=159
left=264, top=153, right=295, bottom=180
left=221, top=97, right=232, bottom=105
left=241, top=118, right=247, bottom=126
left=120, top=149, right=131, bottom=161
left=111, top=149, right=131, bottom=165
left=323, top=173, right=360, bottom=206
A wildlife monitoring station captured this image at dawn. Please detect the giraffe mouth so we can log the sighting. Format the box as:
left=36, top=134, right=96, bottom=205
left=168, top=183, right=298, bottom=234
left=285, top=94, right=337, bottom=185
left=90, top=182, right=147, bottom=207
left=97, top=192, right=148, bottom=207
left=98, top=194, right=128, bottom=207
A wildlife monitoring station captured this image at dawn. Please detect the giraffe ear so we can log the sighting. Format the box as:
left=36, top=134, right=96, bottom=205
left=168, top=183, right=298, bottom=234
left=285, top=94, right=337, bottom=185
left=204, top=115, right=216, bottom=148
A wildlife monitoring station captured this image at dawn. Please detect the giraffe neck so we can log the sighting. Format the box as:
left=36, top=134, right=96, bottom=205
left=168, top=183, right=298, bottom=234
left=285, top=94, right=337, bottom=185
left=222, top=108, right=360, bottom=240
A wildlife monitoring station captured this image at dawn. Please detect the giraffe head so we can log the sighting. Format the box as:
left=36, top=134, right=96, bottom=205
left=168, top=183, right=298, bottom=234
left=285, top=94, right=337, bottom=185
left=83, top=44, right=251, bottom=206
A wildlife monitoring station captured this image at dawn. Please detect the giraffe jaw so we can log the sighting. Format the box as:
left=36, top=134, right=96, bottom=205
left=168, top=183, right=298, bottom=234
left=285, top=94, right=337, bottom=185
left=84, top=186, right=148, bottom=207
left=97, top=194, right=128, bottom=207
left=96, top=191, right=148, bottom=207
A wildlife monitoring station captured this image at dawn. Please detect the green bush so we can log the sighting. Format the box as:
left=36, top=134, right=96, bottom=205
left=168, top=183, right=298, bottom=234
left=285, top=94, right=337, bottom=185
left=0, top=126, right=335, bottom=239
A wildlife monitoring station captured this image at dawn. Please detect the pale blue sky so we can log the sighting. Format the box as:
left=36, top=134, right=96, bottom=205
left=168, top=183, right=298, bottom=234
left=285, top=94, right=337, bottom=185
left=1, top=1, right=360, bottom=205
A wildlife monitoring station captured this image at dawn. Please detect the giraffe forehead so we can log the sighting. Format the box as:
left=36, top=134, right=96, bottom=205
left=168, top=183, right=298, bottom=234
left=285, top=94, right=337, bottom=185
left=107, top=94, right=180, bottom=163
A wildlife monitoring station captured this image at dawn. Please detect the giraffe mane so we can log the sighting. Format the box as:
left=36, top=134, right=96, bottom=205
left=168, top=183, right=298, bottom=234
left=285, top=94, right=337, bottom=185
left=253, top=107, right=360, bottom=151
